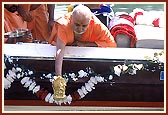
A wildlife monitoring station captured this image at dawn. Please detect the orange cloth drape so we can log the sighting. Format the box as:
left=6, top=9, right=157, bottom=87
left=48, top=13, right=116, bottom=47
left=28, top=4, right=50, bottom=41
left=4, top=8, right=27, bottom=43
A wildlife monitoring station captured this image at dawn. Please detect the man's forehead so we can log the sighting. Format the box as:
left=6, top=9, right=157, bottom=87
left=72, top=5, right=92, bottom=19
left=73, top=19, right=90, bottom=26
left=72, top=15, right=90, bottom=23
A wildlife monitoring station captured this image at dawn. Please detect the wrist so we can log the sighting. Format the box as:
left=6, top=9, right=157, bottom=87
left=48, top=20, right=55, bottom=23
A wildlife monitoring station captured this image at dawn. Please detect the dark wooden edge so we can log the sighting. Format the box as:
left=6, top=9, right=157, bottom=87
left=4, top=100, right=164, bottom=107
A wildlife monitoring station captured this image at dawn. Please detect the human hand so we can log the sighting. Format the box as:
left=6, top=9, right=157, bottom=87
left=73, top=41, right=97, bottom=47
left=17, top=6, right=33, bottom=22
left=71, top=41, right=86, bottom=47
left=48, top=20, right=55, bottom=33
left=75, top=41, right=86, bottom=47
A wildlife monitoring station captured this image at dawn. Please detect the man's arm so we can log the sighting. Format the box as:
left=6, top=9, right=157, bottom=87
left=55, top=37, right=65, bottom=76
left=47, top=4, right=55, bottom=33
left=47, top=4, right=55, bottom=21
left=17, top=4, right=33, bottom=22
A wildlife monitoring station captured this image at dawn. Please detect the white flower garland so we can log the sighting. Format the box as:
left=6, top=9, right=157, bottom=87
left=4, top=65, right=105, bottom=105
left=4, top=50, right=164, bottom=105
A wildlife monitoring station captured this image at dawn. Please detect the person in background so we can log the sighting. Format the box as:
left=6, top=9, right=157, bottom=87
left=4, top=4, right=32, bottom=43
left=85, top=4, right=114, bottom=27
left=68, top=4, right=114, bottom=27
left=108, top=13, right=137, bottom=48
left=19, top=4, right=55, bottom=42
left=4, top=4, right=55, bottom=43
left=48, top=5, right=116, bottom=76
left=67, top=4, right=78, bottom=12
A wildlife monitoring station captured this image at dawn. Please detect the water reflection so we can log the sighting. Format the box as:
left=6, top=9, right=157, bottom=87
left=54, top=3, right=164, bottom=19
left=112, top=4, right=164, bottom=13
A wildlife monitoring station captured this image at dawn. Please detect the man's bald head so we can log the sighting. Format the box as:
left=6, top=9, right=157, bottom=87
left=71, top=5, right=92, bottom=35
left=72, top=5, right=92, bottom=22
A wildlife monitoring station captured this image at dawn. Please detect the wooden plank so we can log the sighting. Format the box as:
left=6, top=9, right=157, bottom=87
left=3, top=105, right=164, bottom=112
left=4, top=43, right=163, bottom=60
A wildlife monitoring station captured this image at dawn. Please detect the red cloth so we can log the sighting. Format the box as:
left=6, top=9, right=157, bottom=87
left=110, top=14, right=137, bottom=47
left=134, top=12, right=143, bottom=21
left=120, top=14, right=135, bottom=25
left=110, top=24, right=137, bottom=47
left=152, top=18, right=160, bottom=27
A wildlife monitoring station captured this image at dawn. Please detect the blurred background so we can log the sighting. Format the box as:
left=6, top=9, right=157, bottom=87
left=54, top=3, right=165, bottom=19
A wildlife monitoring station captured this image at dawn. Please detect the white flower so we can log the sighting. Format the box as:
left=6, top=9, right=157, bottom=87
left=72, top=77, right=78, bottom=81
left=77, top=88, right=85, bottom=98
left=65, top=95, right=72, bottom=104
left=114, top=65, right=122, bottom=76
left=24, top=79, right=33, bottom=88
left=90, top=77, right=97, bottom=84
left=88, top=80, right=95, bottom=88
left=4, top=78, right=11, bottom=89
left=28, top=82, right=36, bottom=91
left=53, top=76, right=58, bottom=80
left=122, top=64, right=128, bottom=71
left=45, top=93, right=52, bottom=102
left=6, top=74, right=14, bottom=82
left=95, top=76, right=104, bottom=82
left=12, top=67, right=17, bottom=73
left=55, top=100, right=63, bottom=106
left=135, top=64, right=143, bottom=70
left=16, top=67, right=22, bottom=72
left=109, top=75, right=113, bottom=80
left=69, top=73, right=76, bottom=79
left=153, top=57, right=159, bottom=63
left=28, top=70, right=33, bottom=75
left=8, top=57, right=13, bottom=63
left=24, top=72, right=28, bottom=76
left=81, top=86, right=88, bottom=95
left=46, top=73, right=52, bottom=78
left=87, top=67, right=94, bottom=74
left=48, top=94, right=54, bottom=103
left=49, top=79, right=53, bottom=83
left=158, top=54, right=164, bottom=63
left=78, top=70, right=88, bottom=78
left=129, top=69, right=137, bottom=75
left=8, top=70, right=16, bottom=79
left=16, top=73, right=21, bottom=79
left=32, top=85, right=40, bottom=94
left=20, top=72, right=24, bottom=78
left=85, top=83, right=92, bottom=92
left=20, top=77, right=30, bottom=85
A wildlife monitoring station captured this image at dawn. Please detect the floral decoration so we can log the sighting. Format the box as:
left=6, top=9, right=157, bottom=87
left=3, top=50, right=164, bottom=105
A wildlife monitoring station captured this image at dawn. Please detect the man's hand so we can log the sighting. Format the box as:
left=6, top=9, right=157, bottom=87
left=71, top=41, right=98, bottom=47
left=75, top=41, right=86, bottom=47
left=17, top=6, right=33, bottom=22
left=48, top=20, right=55, bottom=33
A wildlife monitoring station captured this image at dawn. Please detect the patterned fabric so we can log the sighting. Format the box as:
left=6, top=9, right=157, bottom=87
left=109, top=14, right=137, bottom=47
